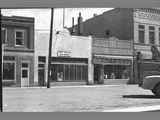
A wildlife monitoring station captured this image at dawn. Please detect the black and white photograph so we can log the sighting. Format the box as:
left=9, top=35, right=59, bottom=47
left=1, top=8, right=160, bottom=112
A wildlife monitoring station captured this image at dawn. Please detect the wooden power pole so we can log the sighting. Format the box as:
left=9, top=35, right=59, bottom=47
left=47, top=8, right=54, bottom=88
left=0, top=8, right=3, bottom=112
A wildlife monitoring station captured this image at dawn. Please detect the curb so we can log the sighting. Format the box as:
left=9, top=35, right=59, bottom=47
left=103, top=105, right=160, bottom=112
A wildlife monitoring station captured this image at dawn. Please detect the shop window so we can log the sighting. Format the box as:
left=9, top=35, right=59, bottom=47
left=149, top=26, right=155, bottom=44
left=3, top=62, right=15, bottom=81
left=15, top=30, right=24, bottom=46
left=70, top=65, right=76, bottom=81
left=51, top=64, right=88, bottom=81
left=1, top=28, right=7, bottom=44
left=138, top=25, right=145, bottom=43
left=64, top=65, right=70, bottom=80
left=76, top=65, right=82, bottom=81
left=82, top=66, right=88, bottom=81
left=38, top=56, right=46, bottom=63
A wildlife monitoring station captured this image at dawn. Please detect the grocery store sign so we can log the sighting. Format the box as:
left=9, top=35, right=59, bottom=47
left=57, top=51, right=71, bottom=57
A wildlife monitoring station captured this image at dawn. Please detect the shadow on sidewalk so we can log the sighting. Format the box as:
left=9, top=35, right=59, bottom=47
left=123, top=95, right=160, bottom=99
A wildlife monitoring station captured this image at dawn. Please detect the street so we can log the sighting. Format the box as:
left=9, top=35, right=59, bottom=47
left=3, top=85, right=160, bottom=112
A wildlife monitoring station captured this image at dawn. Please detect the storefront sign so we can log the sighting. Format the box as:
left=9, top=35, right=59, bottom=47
left=93, top=57, right=131, bottom=65
left=57, top=51, right=71, bottom=57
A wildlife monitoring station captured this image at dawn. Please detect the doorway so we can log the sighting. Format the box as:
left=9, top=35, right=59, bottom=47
left=21, top=62, right=29, bottom=87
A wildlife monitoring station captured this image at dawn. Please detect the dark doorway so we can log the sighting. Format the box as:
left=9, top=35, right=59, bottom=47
left=38, top=68, right=45, bottom=86
left=94, top=64, right=100, bottom=84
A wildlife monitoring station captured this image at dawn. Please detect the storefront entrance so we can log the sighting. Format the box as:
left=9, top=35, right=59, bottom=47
left=93, top=56, right=132, bottom=84
left=38, top=56, right=46, bottom=86
left=21, top=62, right=29, bottom=87
left=38, top=67, right=45, bottom=86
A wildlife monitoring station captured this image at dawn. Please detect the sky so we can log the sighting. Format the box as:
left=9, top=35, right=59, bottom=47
left=2, top=8, right=113, bottom=31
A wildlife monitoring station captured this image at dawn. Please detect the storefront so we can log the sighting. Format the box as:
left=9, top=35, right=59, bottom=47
left=3, top=53, right=34, bottom=87
left=93, top=55, right=133, bottom=84
left=35, top=29, right=92, bottom=86
left=50, top=57, right=88, bottom=82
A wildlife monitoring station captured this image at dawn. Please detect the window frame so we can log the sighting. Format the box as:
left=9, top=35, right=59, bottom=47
left=15, top=29, right=25, bottom=46
left=158, top=26, right=160, bottom=45
left=138, top=24, right=145, bottom=44
left=2, top=61, right=16, bottom=82
left=149, top=26, right=155, bottom=45
left=2, top=27, right=7, bottom=44
left=21, top=61, right=30, bottom=81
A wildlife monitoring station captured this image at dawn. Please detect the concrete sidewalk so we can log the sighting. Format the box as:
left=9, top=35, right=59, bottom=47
left=3, top=85, right=160, bottom=112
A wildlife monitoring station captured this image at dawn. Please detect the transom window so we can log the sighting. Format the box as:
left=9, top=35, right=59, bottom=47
left=15, top=30, right=24, bottom=46
left=149, top=26, right=155, bottom=44
left=138, top=25, right=145, bottom=43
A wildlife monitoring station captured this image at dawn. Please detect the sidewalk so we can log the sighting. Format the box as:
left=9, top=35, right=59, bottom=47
left=3, top=84, right=160, bottom=112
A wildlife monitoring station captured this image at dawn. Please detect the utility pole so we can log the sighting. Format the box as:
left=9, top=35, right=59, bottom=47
left=0, top=8, right=3, bottom=112
left=63, top=8, right=65, bottom=28
left=47, top=8, right=54, bottom=88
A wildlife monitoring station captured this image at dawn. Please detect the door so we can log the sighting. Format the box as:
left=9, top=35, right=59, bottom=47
left=38, top=68, right=45, bottom=86
left=21, top=62, right=29, bottom=87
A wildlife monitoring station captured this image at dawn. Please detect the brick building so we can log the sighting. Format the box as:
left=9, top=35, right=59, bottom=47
left=69, top=8, right=160, bottom=84
left=2, top=16, right=34, bottom=87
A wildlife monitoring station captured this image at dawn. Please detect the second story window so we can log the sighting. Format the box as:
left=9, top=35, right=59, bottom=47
left=1, top=28, right=7, bottom=44
left=15, top=30, right=24, bottom=46
left=138, top=25, right=145, bottom=44
left=149, top=26, right=155, bottom=44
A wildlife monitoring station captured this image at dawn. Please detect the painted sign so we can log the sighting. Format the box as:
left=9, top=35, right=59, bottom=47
left=57, top=51, right=71, bottom=57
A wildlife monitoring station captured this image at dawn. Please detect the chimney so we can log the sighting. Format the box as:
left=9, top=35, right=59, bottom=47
left=71, top=17, right=75, bottom=34
left=77, top=12, right=83, bottom=35
left=93, top=13, right=97, bottom=17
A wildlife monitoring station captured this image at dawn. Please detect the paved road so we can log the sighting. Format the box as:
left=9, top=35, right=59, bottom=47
left=3, top=85, right=160, bottom=112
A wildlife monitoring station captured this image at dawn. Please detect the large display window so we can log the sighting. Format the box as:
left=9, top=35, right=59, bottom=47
left=51, top=64, right=88, bottom=81
left=3, top=62, right=15, bottom=81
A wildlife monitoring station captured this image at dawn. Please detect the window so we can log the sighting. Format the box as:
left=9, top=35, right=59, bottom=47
left=22, top=70, right=28, bottom=78
left=159, top=28, right=160, bottom=45
left=3, top=62, right=15, bottom=81
left=149, top=26, right=155, bottom=44
left=22, top=63, right=28, bottom=68
left=1, top=28, right=7, bottom=44
left=51, top=64, right=88, bottom=81
left=15, top=30, right=24, bottom=46
left=138, top=25, right=145, bottom=43
left=38, top=56, right=46, bottom=63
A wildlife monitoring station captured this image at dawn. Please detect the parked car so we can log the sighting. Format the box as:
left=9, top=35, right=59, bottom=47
left=139, top=75, right=160, bottom=96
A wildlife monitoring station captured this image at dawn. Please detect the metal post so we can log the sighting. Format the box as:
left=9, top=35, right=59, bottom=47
left=47, top=8, right=54, bottom=88
left=0, top=8, right=3, bottom=112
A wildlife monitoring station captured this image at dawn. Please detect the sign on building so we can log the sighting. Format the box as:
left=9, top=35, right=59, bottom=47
left=57, top=51, right=71, bottom=57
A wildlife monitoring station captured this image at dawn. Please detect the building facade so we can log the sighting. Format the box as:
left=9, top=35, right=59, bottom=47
left=35, top=29, right=133, bottom=86
left=92, top=37, right=133, bottom=84
left=69, top=8, right=160, bottom=84
left=34, top=29, right=93, bottom=86
left=2, top=16, right=34, bottom=87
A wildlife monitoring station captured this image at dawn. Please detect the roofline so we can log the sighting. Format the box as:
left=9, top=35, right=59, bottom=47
left=1, top=15, right=34, bottom=23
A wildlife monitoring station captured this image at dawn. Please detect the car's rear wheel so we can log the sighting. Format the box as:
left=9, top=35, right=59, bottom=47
left=152, top=83, right=160, bottom=96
